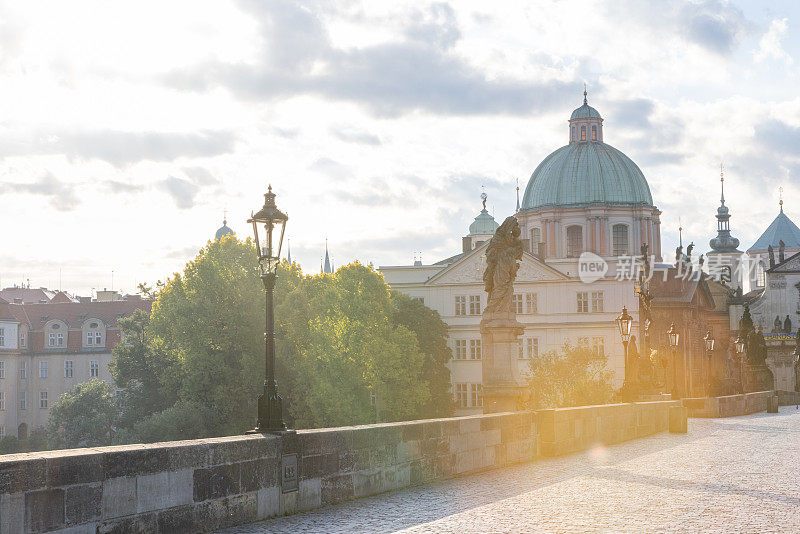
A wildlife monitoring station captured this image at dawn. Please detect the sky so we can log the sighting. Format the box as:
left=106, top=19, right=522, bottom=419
left=1, top=0, right=799, bottom=296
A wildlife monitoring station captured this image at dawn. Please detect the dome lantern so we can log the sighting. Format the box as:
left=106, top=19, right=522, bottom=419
left=569, top=89, right=603, bottom=144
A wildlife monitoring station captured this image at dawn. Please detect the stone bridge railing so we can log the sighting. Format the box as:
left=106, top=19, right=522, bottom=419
left=0, top=401, right=678, bottom=533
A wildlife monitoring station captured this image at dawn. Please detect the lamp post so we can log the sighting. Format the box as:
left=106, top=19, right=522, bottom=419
left=616, top=306, right=633, bottom=396
left=668, top=323, right=680, bottom=399
left=703, top=331, right=715, bottom=397
left=248, top=185, right=288, bottom=432
left=735, top=334, right=745, bottom=393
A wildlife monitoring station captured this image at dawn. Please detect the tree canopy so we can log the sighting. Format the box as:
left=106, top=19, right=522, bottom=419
left=46, top=235, right=453, bottom=447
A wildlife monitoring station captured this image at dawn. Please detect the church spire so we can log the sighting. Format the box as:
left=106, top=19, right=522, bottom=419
left=323, top=239, right=332, bottom=274
left=709, top=167, right=740, bottom=252
left=720, top=164, right=725, bottom=205
left=286, top=238, right=292, bottom=264
left=780, top=186, right=784, bottom=213
left=515, top=178, right=520, bottom=212
left=583, top=83, right=588, bottom=105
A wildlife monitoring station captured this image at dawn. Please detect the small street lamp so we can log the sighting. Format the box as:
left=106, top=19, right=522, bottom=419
left=248, top=185, right=288, bottom=432
left=703, top=331, right=715, bottom=397
left=735, top=334, right=746, bottom=393
left=616, top=306, right=633, bottom=395
left=667, top=323, right=680, bottom=399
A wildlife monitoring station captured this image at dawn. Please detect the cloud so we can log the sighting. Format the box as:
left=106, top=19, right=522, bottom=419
left=104, top=180, right=145, bottom=194
left=754, top=120, right=800, bottom=156
left=164, top=1, right=577, bottom=117
left=160, top=175, right=201, bottom=209
left=754, top=18, right=792, bottom=65
left=0, top=130, right=236, bottom=167
left=182, top=166, right=219, bottom=185
left=3, top=173, right=79, bottom=211
left=330, top=125, right=382, bottom=145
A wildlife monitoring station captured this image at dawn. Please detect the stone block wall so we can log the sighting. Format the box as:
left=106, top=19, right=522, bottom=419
left=683, top=391, right=774, bottom=418
left=0, top=402, right=678, bottom=533
left=776, top=390, right=800, bottom=406
left=537, top=401, right=676, bottom=457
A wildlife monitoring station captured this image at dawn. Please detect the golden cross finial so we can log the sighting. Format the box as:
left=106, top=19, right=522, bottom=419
left=780, top=186, right=784, bottom=211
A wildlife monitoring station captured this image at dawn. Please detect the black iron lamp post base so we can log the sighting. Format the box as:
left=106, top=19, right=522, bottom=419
left=250, top=386, right=287, bottom=433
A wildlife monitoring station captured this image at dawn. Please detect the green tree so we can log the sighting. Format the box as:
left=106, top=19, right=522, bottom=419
left=48, top=379, right=119, bottom=448
left=114, top=401, right=219, bottom=444
left=109, top=309, right=181, bottom=428
left=524, top=344, right=614, bottom=409
left=391, top=291, right=453, bottom=418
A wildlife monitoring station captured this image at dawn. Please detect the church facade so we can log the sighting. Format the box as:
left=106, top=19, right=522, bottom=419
left=381, top=95, right=657, bottom=415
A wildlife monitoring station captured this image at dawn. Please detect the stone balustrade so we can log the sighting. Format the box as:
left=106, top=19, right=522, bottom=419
left=0, top=401, right=678, bottom=534
left=682, top=391, right=775, bottom=418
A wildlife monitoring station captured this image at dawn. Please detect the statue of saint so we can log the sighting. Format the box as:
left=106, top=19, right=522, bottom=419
left=483, top=216, right=524, bottom=315
left=774, top=315, right=782, bottom=333
left=784, top=315, right=792, bottom=334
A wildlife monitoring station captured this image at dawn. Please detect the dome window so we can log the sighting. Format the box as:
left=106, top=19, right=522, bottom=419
left=566, top=226, right=583, bottom=257
left=580, top=126, right=586, bottom=141
left=592, top=125, right=597, bottom=141
left=612, top=224, right=629, bottom=256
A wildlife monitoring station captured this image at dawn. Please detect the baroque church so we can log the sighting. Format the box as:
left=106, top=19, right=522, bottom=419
left=381, top=94, right=663, bottom=415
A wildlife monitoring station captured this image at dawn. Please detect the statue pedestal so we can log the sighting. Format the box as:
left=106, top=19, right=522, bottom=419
left=481, top=312, right=525, bottom=413
left=743, top=364, right=774, bottom=393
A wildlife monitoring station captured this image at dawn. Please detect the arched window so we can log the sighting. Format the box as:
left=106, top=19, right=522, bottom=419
left=580, top=126, right=586, bottom=141
left=571, top=126, right=576, bottom=141
left=612, top=224, right=629, bottom=256
left=82, top=319, right=105, bottom=348
left=531, top=227, right=542, bottom=255
left=45, top=321, right=67, bottom=348
left=566, top=226, right=583, bottom=257
left=592, top=125, right=597, bottom=140
left=756, top=261, right=766, bottom=287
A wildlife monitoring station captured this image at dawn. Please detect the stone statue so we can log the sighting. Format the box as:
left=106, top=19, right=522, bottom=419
left=675, top=245, right=683, bottom=265
left=779, top=240, right=786, bottom=263
left=483, top=216, right=524, bottom=315
left=784, top=315, right=792, bottom=333
left=768, top=245, right=775, bottom=267
left=774, top=315, right=782, bottom=333
left=686, top=242, right=694, bottom=261
left=699, top=254, right=705, bottom=267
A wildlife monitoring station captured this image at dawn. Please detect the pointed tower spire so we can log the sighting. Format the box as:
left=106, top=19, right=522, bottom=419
left=323, top=239, right=332, bottom=274
left=678, top=217, right=683, bottom=248
left=780, top=186, right=784, bottom=213
left=583, top=83, right=588, bottom=105
left=720, top=163, right=725, bottom=205
left=515, top=178, right=520, bottom=212
left=286, top=238, right=292, bottom=264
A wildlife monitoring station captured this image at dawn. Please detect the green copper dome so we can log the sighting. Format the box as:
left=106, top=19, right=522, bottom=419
left=469, top=209, right=499, bottom=235
left=521, top=99, right=654, bottom=211
left=570, top=103, right=602, bottom=120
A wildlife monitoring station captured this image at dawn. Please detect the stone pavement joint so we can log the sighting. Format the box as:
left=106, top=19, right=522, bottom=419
left=219, top=407, right=800, bottom=533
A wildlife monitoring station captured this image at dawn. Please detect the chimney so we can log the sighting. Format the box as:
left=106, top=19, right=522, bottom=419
left=462, top=236, right=472, bottom=253
left=779, top=240, right=786, bottom=263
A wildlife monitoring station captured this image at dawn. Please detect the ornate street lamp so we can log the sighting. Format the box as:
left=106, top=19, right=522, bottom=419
left=616, top=306, right=633, bottom=394
left=248, top=185, right=288, bottom=432
left=703, top=331, right=715, bottom=397
left=667, top=323, right=680, bottom=399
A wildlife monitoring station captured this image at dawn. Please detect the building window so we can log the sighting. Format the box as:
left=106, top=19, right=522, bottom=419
left=20, top=361, right=27, bottom=379
left=519, top=338, right=539, bottom=359
left=592, top=125, right=597, bottom=140
left=612, top=224, right=629, bottom=257
left=19, top=391, right=26, bottom=410
left=39, top=391, right=48, bottom=409
left=469, top=295, right=481, bottom=315
left=0, top=426, right=4, bottom=438
left=580, top=125, right=586, bottom=141
left=454, top=340, right=467, bottom=360
left=512, top=294, right=523, bottom=314
left=592, top=337, right=605, bottom=357
left=531, top=228, right=541, bottom=254
left=0, top=361, right=4, bottom=379
left=455, top=296, right=466, bottom=316
left=0, top=328, right=4, bottom=346
left=20, top=332, right=26, bottom=348
left=89, top=360, right=99, bottom=378
left=87, top=332, right=93, bottom=346
left=57, top=333, right=63, bottom=346
left=64, top=360, right=73, bottom=378
left=577, top=292, right=589, bottom=313
left=526, top=293, right=538, bottom=314
left=49, top=333, right=55, bottom=347
left=566, top=226, right=583, bottom=257
left=756, top=262, right=766, bottom=287
left=591, top=291, right=604, bottom=312
left=455, top=383, right=469, bottom=408
left=0, top=392, right=4, bottom=410
left=470, top=384, right=483, bottom=407
left=469, top=339, right=482, bottom=360
left=39, top=361, right=48, bottom=379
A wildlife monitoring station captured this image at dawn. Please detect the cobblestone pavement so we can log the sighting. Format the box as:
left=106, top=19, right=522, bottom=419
left=220, top=407, right=800, bottom=533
